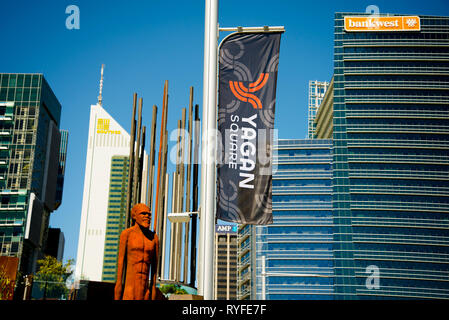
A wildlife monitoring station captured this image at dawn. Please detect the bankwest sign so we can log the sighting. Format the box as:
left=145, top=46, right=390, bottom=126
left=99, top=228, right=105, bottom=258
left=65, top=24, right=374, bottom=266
left=344, top=16, right=420, bottom=32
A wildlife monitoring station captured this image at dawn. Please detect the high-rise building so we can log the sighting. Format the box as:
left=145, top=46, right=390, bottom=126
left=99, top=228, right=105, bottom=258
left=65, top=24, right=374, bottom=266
left=101, top=155, right=130, bottom=282
left=44, top=227, right=65, bottom=262
left=55, top=130, right=68, bottom=210
left=0, top=73, right=66, bottom=275
left=308, top=80, right=330, bottom=138
left=75, top=101, right=148, bottom=282
left=214, top=224, right=238, bottom=300
left=237, top=139, right=334, bottom=300
left=315, top=13, right=449, bottom=299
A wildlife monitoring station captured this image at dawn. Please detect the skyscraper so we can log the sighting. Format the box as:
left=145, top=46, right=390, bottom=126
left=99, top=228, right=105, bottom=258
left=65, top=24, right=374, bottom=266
left=214, top=224, right=238, bottom=300
left=0, top=73, right=66, bottom=275
left=75, top=101, right=148, bottom=282
left=237, top=139, right=334, bottom=300
left=316, top=13, right=449, bottom=299
left=308, top=80, right=330, bottom=138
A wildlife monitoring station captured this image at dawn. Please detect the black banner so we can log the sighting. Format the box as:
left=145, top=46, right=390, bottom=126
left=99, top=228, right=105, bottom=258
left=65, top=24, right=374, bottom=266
left=217, top=32, right=282, bottom=225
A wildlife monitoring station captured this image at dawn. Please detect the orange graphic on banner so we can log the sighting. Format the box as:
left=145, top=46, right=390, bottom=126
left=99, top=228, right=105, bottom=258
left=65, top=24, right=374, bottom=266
left=344, top=16, right=420, bottom=32
left=229, top=73, right=269, bottom=109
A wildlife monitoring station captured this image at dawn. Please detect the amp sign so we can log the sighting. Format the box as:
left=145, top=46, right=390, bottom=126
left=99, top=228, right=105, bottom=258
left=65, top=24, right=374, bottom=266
left=215, top=224, right=238, bottom=234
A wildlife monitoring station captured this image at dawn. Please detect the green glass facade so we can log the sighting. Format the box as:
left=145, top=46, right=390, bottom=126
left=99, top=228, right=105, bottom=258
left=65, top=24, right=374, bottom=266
left=331, top=13, right=449, bottom=299
left=102, top=156, right=129, bottom=282
left=238, top=139, right=334, bottom=300
left=0, top=73, right=65, bottom=275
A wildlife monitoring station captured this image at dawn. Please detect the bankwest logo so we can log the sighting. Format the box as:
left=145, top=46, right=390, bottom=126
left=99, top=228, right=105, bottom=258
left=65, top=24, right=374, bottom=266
left=229, top=73, right=269, bottom=109
left=344, top=16, right=420, bottom=32
left=97, top=118, right=121, bottom=134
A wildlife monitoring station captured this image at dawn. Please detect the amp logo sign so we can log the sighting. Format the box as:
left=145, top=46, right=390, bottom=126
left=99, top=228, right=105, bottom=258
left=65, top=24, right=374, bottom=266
left=215, top=224, right=238, bottom=234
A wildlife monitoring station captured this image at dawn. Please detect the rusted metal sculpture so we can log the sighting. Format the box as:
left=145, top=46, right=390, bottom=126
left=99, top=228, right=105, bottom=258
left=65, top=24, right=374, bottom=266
left=115, top=203, right=159, bottom=300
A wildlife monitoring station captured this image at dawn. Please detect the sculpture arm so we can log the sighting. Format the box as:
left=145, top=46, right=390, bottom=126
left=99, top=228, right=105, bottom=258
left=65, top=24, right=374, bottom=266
left=114, top=229, right=129, bottom=300
left=150, top=233, right=159, bottom=300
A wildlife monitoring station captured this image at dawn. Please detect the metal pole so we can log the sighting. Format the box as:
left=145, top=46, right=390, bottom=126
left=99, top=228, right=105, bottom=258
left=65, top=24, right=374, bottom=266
left=154, top=81, right=168, bottom=232
left=138, top=125, right=146, bottom=202
left=157, top=128, right=168, bottom=278
left=218, top=26, right=285, bottom=32
left=169, top=172, right=177, bottom=280
left=125, top=93, right=137, bottom=228
left=178, top=109, right=186, bottom=282
left=160, top=173, right=169, bottom=279
left=190, top=104, right=200, bottom=288
left=184, top=88, right=193, bottom=284
left=148, top=105, right=158, bottom=212
left=133, top=98, right=143, bottom=207
left=199, top=0, right=218, bottom=299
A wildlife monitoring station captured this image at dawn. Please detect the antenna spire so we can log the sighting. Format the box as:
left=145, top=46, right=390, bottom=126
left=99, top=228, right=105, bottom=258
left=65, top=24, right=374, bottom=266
left=98, top=64, right=105, bottom=106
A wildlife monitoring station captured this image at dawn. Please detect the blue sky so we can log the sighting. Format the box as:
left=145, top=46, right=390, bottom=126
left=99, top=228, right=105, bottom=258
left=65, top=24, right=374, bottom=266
left=1, top=0, right=449, bottom=265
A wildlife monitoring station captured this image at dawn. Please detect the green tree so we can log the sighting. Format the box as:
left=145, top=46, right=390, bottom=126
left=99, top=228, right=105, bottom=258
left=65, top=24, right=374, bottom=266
left=159, top=284, right=188, bottom=297
left=34, top=256, right=73, bottom=300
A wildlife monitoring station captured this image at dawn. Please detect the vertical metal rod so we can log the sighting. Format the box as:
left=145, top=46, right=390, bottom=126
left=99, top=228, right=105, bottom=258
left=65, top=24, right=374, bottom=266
left=133, top=98, right=143, bottom=207
left=190, top=104, right=200, bottom=288
left=125, top=93, right=137, bottom=228
left=178, top=109, right=186, bottom=282
left=160, top=128, right=168, bottom=234
left=200, top=0, right=218, bottom=299
left=138, top=125, right=146, bottom=202
left=148, top=105, right=158, bottom=212
left=158, top=129, right=169, bottom=279
left=160, top=173, right=169, bottom=280
left=154, top=80, right=169, bottom=231
left=184, top=88, right=193, bottom=283
left=156, top=127, right=168, bottom=278
left=174, top=118, right=183, bottom=281
left=169, top=172, right=177, bottom=280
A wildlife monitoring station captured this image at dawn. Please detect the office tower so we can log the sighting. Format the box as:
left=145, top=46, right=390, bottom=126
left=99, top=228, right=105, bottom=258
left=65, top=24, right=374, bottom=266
left=55, top=130, right=68, bottom=210
left=308, top=81, right=329, bottom=138
left=75, top=101, right=148, bottom=282
left=0, top=73, right=66, bottom=275
left=214, top=224, right=238, bottom=300
left=101, top=155, right=129, bottom=282
left=237, top=139, right=334, bottom=300
left=44, top=228, right=65, bottom=262
left=316, top=13, right=449, bottom=299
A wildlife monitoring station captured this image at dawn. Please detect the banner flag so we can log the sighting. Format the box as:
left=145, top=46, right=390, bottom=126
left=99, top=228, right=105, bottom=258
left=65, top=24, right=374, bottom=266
left=217, top=32, right=282, bottom=225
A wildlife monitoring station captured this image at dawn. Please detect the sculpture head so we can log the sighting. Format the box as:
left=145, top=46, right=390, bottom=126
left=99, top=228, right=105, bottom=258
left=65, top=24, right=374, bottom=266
left=131, top=203, right=151, bottom=229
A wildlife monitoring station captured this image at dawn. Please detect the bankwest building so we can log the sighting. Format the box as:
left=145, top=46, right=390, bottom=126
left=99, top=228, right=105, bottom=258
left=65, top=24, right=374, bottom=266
left=314, top=13, right=449, bottom=299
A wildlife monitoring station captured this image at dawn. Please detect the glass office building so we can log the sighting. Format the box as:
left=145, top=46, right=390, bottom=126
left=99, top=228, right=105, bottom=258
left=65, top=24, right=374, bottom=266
left=102, top=156, right=129, bottom=282
left=324, top=13, right=449, bottom=299
left=237, top=139, right=334, bottom=300
left=308, top=81, right=330, bottom=138
left=0, top=73, right=66, bottom=275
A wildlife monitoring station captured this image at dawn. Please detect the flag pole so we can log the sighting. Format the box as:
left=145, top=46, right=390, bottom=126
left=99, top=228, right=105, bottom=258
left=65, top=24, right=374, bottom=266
left=199, top=0, right=218, bottom=299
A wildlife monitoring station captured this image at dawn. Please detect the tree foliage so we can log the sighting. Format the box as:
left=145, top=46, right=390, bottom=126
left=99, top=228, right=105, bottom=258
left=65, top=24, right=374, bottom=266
left=159, top=284, right=188, bottom=296
left=34, top=256, right=74, bottom=299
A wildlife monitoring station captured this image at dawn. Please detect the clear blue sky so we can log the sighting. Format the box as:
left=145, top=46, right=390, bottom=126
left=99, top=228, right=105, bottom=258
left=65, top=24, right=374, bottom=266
left=1, top=0, right=449, bottom=265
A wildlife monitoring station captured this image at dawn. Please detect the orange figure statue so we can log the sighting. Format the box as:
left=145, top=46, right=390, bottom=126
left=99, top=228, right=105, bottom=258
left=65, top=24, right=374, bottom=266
left=115, top=203, right=159, bottom=300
